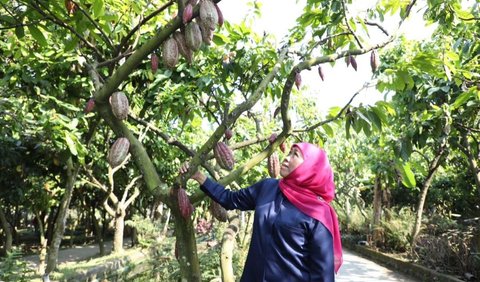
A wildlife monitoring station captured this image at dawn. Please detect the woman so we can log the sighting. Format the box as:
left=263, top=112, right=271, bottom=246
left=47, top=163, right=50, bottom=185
left=180, top=142, right=342, bottom=281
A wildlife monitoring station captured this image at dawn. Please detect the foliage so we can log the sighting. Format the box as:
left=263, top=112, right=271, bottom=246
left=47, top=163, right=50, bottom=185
left=412, top=221, right=479, bottom=278
left=0, top=249, right=33, bottom=282
left=380, top=207, right=415, bottom=252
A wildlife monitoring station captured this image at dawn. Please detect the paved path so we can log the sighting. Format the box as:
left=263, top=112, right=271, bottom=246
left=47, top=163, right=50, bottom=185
left=337, top=249, right=417, bottom=281
left=23, top=242, right=417, bottom=281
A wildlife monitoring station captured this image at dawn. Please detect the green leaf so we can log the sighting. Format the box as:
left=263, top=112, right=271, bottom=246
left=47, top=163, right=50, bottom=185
left=15, top=26, right=25, bottom=39
left=397, top=162, right=416, bottom=188
left=322, top=123, right=334, bottom=137
left=452, top=91, right=473, bottom=109
left=64, top=132, right=78, bottom=156
left=28, top=25, right=48, bottom=47
left=92, top=0, right=105, bottom=18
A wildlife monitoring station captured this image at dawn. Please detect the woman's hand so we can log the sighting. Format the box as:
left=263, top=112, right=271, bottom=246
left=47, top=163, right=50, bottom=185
left=179, top=162, right=207, bottom=185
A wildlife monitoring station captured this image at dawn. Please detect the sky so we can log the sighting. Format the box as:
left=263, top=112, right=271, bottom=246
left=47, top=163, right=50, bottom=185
left=217, top=0, right=437, bottom=114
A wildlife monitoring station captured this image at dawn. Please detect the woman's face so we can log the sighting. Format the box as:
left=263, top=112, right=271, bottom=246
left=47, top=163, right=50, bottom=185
left=280, top=146, right=305, bottom=177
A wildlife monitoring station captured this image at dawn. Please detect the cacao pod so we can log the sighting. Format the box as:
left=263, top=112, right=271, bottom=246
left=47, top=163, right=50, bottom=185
left=84, top=97, right=95, bottom=114
left=350, top=55, right=358, bottom=71
left=318, top=65, right=325, bottom=81
left=225, top=128, right=233, bottom=140
left=174, top=31, right=193, bottom=63
left=65, top=0, right=77, bottom=15
left=214, top=142, right=235, bottom=170
left=178, top=188, right=194, bottom=219
left=110, top=91, right=129, bottom=120
left=183, top=3, right=193, bottom=24
left=279, top=142, right=287, bottom=153
left=370, top=50, right=379, bottom=72
left=267, top=152, right=280, bottom=178
left=162, top=37, right=179, bottom=69
left=214, top=3, right=224, bottom=27
left=295, top=72, right=302, bottom=90
left=345, top=55, right=351, bottom=67
left=268, top=133, right=278, bottom=144
left=210, top=201, right=228, bottom=222
left=185, top=22, right=202, bottom=51
left=199, top=0, right=218, bottom=30
left=198, top=18, right=214, bottom=45
left=107, top=137, right=130, bottom=168
left=151, top=53, right=158, bottom=73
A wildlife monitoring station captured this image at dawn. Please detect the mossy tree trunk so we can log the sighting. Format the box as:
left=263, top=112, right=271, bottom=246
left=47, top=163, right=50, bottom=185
left=0, top=207, right=13, bottom=256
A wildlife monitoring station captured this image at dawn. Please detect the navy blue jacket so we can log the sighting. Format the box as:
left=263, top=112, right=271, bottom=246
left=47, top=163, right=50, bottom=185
left=200, top=177, right=334, bottom=282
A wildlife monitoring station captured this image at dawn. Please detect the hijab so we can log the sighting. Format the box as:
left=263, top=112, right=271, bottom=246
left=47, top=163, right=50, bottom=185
left=278, top=142, right=343, bottom=273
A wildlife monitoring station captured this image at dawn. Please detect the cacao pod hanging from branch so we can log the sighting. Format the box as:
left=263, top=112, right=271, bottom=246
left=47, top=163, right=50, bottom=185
left=214, top=142, right=235, bottom=170
left=177, top=188, right=194, bottom=220
left=210, top=201, right=228, bottom=222
left=162, top=37, right=179, bottom=69
left=107, top=137, right=130, bottom=168
left=110, top=91, right=129, bottom=120
left=267, top=152, right=280, bottom=178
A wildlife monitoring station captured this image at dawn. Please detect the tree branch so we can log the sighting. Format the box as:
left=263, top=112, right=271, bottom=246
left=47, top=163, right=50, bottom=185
left=341, top=0, right=363, bottom=48
left=75, top=1, right=115, bottom=50
left=28, top=0, right=104, bottom=60
left=116, top=0, right=175, bottom=55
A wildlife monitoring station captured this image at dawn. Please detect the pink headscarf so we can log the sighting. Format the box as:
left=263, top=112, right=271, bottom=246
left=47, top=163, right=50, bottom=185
left=278, top=143, right=343, bottom=273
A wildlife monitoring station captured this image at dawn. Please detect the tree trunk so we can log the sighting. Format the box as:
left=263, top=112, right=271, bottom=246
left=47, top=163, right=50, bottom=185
left=410, top=145, right=447, bottom=245
left=372, top=174, right=383, bottom=246
left=92, top=207, right=105, bottom=256
left=0, top=207, right=13, bottom=256
left=44, top=157, right=79, bottom=280
left=460, top=131, right=480, bottom=197
left=173, top=211, right=200, bottom=282
left=113, top=209, right=125, bottom=253
left=36, top=214, right=48, bottom=275
left=221, top=214, right=239, bottom=282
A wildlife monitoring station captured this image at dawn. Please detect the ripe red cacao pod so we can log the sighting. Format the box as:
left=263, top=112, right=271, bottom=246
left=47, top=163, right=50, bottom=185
left=295, top=72, right=302, bottom=90
left=177, top=188, right=194, bottom=219
left=107, top=137, right=130, bottom=168
left=183, top=3, right=193, bottom=24
left=370, top=50, right=379, bottom=72
left=350, top=55, right=358, bottom=71
left=214, top=142, right=235, bottom=171
left=318, top=66, right=325, bottom=81
left=151, top=53, right=158, bottom=73
left=185, top=22, right=202, bottom=51
left=199, top=0, right=218, bottom=30
left=267, top=152, right=280, bottom=178
left=225, top=128, right=233, bottom=140
left=268, top=133, right=278, bottom=144
left=279, top=142, right=287, bottom=153
left=174, top=32, right=193, bottom=64
left=110, top=91, right=129, bottom=120
left=210, top=201, right=228, bottom=222
left=214, top=3, right=224, bottom=27
left=162, top=37, right=179, bottom=69
left=84, top=97, right=95, bottom=114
